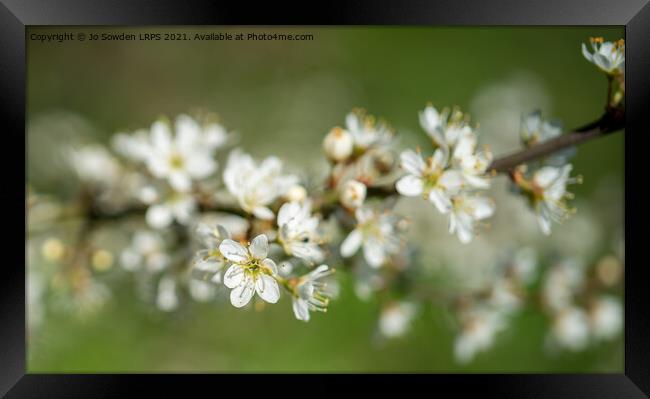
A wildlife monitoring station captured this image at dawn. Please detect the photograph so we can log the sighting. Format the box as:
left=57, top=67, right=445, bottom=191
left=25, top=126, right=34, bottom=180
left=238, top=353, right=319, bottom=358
left=25, top=26, right=625, bottom=373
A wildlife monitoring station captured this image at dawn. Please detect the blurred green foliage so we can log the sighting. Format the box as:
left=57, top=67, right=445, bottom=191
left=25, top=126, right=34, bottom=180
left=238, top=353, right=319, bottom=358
left=27, top=26, right=624, bottom=372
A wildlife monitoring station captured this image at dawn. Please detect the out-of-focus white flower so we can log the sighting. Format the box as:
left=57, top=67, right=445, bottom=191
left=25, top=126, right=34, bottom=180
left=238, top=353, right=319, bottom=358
left=520, top=111, right=574, bottom=166
left=549, top=307, right=590, bottom=351
left=378, top=301, right=417, bottom=338
left=340, top=207, right=403, bottom=268
left=285, top=184, right=308, bottom=203
left=340, top=179, right=367, bottom=209
left=145, top=116, right=221, bottom=192
left=589, top=296, right=623, bottom=341
left=156, top=276, right=179, bottom=311
left=451, top=132, right=493, bottom=189
left=189, top=279, right=216, bottom=302
left=542, top=259, right=585, bottom=313
left=345, top=109, right=393, bottom=150
left=223, top=149, right=298, bottom=220
left=192, top=224, right=230, bottom=281
left=521, top=110, right=562, bottom=147
left=220, top=235, right=280, bottom=308
left=487, top=278, right=522, bottom=312
left=582, top=37, right=625, bottom=75
left=120, top=230, right=170, bottom=272
left=291, top=265, right=335, bottom=321
left=112, top=129, right=151, bottom=162
left=277, top=201, right=324, bottom=264
left=323, top=126, right=354, bottom=162
left=448, top=194, right=495, bottom=244
left=454, top=307, right=505, bottom=364
left=145, top=191, right=197, bottom=229
left=67, top=145, right=121, bottom=185
left=509, top=247, right=538, bottom=284
left=396, top=149, right=464, bottom=214
left=528, top=164, right=579, bottom=235
left=419, top=105, right=471, bottom=150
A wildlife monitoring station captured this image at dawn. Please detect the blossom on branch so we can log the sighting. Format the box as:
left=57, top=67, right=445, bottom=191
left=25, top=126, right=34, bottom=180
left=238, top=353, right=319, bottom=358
left=221, top=234, right=280, bottom=308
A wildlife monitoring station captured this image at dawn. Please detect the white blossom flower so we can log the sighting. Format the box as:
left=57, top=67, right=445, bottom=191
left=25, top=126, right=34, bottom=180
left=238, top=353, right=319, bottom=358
left=509, top=247, right=538, bottom=284
left=340, top=179, right=367, bottom=209
left=277, top=201, right=324, bottom=264
left=451, top=131, right=493, bottom=189
left=395, top=149, right=464, bottom=214
left=582, top=37, right=625, bottom=75
left=345, top=109, right=393, bottom=150
left=188, top=279, right=216, bottom=302
left=67, top=145, right=121, bottom=185
left=285, top=184, right=308, bottom=202
left=549, top=307, right=590, bottom=351
left=520, top=111, right=574, bottom=165
left=378, top=301, right=417, bottom=338
left=291, top=265, right=335, bottom=321
left=323, top=126, right=354, bottom=162
left=419, top=105, right=471, bottom=149
left=340, top=207, right=403, bottom=268
left=542, top=259, right=585, bottom=313
left=120, top=230, right=170, bottom=272
left=589, top=296, right=623, bottom=341
left=156, top=276, right=179, bottom=312
left=529, top=164, right=579, bottom=235
left=145, top=191, right=197, bottom=229
left=145, top=116, right=219, bottom=192
left=220, top=235, right=280, bottom=308
left=454, top=307, right=505, bottom=364
left=520, top=110, right=562, bottom=146
left=448, top=193, right=495, bottom=244
left=223, top=149, right=298, bottom=220
left=112, top=129, right=151, bottom=162
left=192, top=224, right=230, bottom=281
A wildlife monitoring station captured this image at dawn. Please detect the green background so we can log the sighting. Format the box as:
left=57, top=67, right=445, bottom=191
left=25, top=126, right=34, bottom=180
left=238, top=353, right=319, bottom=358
left=27, top=27, right=624, bottom=372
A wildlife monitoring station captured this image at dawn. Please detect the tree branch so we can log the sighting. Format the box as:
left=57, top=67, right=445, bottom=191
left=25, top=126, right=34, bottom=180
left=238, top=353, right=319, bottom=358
left=487, top=108, right=624, bottom=174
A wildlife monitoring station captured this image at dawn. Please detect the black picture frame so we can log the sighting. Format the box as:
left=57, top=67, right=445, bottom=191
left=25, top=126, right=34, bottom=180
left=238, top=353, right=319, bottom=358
left=4, top=0, right=650, bottom=397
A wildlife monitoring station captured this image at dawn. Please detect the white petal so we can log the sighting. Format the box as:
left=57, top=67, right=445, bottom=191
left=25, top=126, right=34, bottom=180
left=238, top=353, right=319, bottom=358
left=230, top=277, right=255, bottom=308
left=261, top=258, right=278, bottom=275
left=429, top=189, right=452, bottom=214
left=150, top=121, right=172, bottom=152
left=252, top=206, right=275, bottom=220
left=363, top=239, right=386, bottom=268
left=255, top=274, right=280, bottom=304
left=470, top=197, right=495, bottom=220
left=292, top=298, right=310, bottom=321
left=438, top=170, right=464, bottom=193
left=277, top=201, right=301, bottom=227
left=223, top=264, right=245, bottom=288
left=534, top=166, right=561, bottom=189
left=219, top=239, right=249, bottom=263
left=399, top=150, right=425, bottom=176
left=249, top=234, right=269, bottom=260
left=169, top=171, right=192, bottom=192
left=290, top=243, right=325, bottom=263
left=340, top=229, right=363, bottom=257
left=537, top=204, right=552, bottom=236
left=581, top=43, right=593, bottom=62
left=185, top=155, right=216, bottom=179
left=146, top=204, right=173, bottom=229
left=396, top=175, right=424, bottom=197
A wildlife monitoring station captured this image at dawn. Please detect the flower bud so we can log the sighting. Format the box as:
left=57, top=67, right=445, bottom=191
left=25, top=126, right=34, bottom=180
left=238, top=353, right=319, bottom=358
left=340, top=179, right=367, bottom=209
left=323, top=127, right=353, bottom=162
left=285, top=184, right=307, bottom=202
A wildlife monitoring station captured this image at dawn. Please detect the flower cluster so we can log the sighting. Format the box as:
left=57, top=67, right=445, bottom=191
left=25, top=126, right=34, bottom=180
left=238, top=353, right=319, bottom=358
left=396, top=105, right=495, bottom=243
left=512, top=111, right=581, bottom=235
left=26, top=37, right=624, bottom=364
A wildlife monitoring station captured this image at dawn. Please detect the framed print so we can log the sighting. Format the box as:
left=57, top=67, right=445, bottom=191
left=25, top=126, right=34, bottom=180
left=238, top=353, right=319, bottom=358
left=3, top=0, right=650, bottom=397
